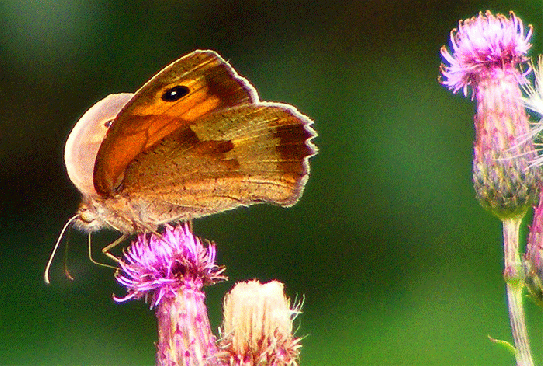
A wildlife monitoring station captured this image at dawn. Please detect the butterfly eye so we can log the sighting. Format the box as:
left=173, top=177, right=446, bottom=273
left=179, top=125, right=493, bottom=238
left=162, top=85, right=190, bottom=101
left=104, top=119, right=113, bottom=128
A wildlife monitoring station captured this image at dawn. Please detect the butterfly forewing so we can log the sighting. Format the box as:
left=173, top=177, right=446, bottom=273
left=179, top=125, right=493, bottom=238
left=93, top=50, right=258, bottom=196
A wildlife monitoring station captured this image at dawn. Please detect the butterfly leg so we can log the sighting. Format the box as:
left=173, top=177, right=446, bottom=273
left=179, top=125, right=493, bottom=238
left=101, top=234, right=129, bottom=263
left=87, top=233, right=116, bottom=268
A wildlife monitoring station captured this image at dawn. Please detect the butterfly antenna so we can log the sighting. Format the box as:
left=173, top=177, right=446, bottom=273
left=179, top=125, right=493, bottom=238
left=44, top=215, right=78, bottom=284
left=63, top=225, right=74, bottom=281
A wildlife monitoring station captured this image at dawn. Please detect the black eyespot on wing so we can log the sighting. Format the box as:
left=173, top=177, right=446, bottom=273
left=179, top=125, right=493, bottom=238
left=162, top=85, right=190, bottom=101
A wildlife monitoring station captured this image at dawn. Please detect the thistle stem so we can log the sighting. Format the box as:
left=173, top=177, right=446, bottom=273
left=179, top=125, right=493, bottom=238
left=156, top=287, right=219, bottom=366
left=503, top=218, right=533, bottom=366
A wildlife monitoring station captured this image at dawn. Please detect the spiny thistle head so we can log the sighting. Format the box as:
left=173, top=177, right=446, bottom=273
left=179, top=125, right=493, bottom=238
left=440, top=11, right=532, bottom=97
left=114, top=223, right=226, bottom=365
left=440, top=11, right=540, bottom=220
left=114, top=223, right=226, bottom=308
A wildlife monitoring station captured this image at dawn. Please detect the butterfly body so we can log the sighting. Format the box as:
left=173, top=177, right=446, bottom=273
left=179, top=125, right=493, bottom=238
left=65, top=50, right=317, bottom=234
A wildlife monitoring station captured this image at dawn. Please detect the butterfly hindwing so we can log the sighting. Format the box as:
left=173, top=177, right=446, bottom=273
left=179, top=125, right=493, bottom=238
left=119, top=103, right=317, bottom=220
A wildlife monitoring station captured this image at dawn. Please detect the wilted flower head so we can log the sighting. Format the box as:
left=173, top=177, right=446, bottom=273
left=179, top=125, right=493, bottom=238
left=218, top=280, right=302, bottom=366
left=114, top=223, right=226, bottom=308
left=440, top=11, right=540, bottom=219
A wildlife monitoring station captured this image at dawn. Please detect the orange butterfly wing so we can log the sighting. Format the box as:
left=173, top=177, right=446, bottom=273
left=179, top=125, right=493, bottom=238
left=118, top=104, right=316, bottom=220
left=93, top=50, right=258, bottom=196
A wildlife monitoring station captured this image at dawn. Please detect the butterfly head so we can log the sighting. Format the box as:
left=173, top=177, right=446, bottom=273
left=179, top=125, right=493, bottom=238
left=72, top=198, right=109, bottom=233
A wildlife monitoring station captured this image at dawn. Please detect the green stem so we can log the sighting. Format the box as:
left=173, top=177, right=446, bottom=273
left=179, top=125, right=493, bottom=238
left=503, top=218, right=533, bottom=366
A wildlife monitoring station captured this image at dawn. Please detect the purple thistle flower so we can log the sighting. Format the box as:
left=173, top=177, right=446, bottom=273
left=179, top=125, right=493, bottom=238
left=114, top=223, right=226, bottom=365
left=115, top=223, right=226, bottom=308
left=440, top=13, right=541, bottom=364
left=441, top=11, right=532, bottom=97
left=440, top=11, right=540, bottom=219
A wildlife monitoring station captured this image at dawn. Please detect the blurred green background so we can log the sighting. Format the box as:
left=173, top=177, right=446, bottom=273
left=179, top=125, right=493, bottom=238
left=2, top=0, right=543, bottom=364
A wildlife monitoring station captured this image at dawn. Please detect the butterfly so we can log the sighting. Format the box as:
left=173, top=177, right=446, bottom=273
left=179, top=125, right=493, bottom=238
left=46, top=50, right=317, bottom=282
